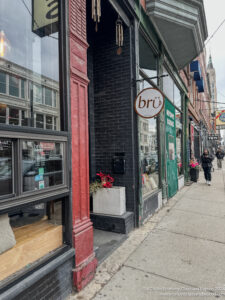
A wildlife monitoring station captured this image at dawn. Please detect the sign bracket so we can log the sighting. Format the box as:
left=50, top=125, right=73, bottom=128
left=135, top=74, right=169, bottom=83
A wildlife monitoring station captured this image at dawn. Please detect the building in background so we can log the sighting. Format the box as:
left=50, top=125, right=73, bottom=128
left=180, top=48, right=212, bottom=162
left=207, top=54, right=217, bottom=127
left=0, top=58, right=60, bottom=130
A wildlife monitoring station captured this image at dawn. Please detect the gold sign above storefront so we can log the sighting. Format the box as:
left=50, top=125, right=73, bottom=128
left=32, top=0, right=58, bottom=37
left=134, top=88, right=164, bottom=119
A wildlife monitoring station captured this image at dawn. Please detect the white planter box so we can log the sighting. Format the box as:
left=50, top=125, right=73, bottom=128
left=178, top=175, right=184, bottom=190
left=93, top=186, right=126, bottom=216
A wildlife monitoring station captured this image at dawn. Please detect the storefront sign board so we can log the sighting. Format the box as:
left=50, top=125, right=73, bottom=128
left=32, top=0, right=58, bottom=37
left=135, top=88, right=164, bottom=118
left=208, top=135, right=219, bottom=141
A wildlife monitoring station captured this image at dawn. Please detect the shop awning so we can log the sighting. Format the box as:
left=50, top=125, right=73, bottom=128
left=145, top=0, right=208, bottom=69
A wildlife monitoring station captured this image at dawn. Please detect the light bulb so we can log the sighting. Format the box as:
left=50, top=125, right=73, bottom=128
left=0, top=31, right=11, bottom=58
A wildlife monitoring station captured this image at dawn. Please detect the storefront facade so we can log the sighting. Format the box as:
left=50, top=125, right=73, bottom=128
left=0, top=0, right=208, bottom=298
left=0, top=1, right=77, bottom=299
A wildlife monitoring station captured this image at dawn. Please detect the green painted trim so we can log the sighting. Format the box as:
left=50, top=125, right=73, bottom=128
left=134, top=0, right=159, bottom=51
left=134, top=2, right=189, bottom=97
left=183, top=95, right=190, bottom=181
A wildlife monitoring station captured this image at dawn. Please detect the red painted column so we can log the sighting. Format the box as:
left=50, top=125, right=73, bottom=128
left=69, top=0, right=97, bottom=291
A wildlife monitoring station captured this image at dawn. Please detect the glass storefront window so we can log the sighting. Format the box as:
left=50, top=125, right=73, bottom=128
left=9, top=108, right=19, bottom=125
left=0, top=0, right=60, bottom=131
left=163, top=68, right=182, bottom=110
left=54, top=117, right=57, bottom=131
left=0, top=199, right=63, bottom=281
left=139, top=34, right=158, bottom=85
left=174, top=85, right=181, bottom=110
left=0, top=105, right=6, bottom=123
left=46, top=115, right=53, bottom=130
left=0, top=72, right=6, bottom=94
left=36, top=114, right=44, bottom=129
left=33, top=84, right=42, bottom=104
left=0, top=139, right=12, bottom=196
left=53, top=91, right=57, bottom=108
left=22, top=141, right=64, bottom=192
left=45, top=88, right=52, bottom=106
left=22, top=110, right=28, bottom=127
left=9, top=75, right=19, bottom=97
left=138, top=32, right=159, bottom=197
left=140, top=118, right=159, bottom=196
left=21, top=79, right=25, bottom=99
left=163, top=71, right=174, bottom=102
left=176, top=110, right=183, bottom=175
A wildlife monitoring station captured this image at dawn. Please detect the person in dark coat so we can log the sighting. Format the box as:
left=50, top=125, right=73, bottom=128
left=216, top=148, right=224, bottom=169
left=201, top=149, right=214, bottom=186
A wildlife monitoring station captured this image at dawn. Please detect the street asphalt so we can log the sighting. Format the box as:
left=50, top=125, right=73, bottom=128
left=71, top=164, right=225, bottom=300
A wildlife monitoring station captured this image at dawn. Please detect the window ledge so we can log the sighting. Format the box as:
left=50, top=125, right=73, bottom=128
left=0, top=247, right=75, bottom=300
left=0, top=187, right=70, bottom=214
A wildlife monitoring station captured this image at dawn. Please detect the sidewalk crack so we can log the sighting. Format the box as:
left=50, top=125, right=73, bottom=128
left=157, top=228, right=225, bottom=246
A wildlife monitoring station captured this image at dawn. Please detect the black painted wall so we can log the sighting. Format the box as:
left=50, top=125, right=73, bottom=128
left=15, top=259, right=73, bottom=300
left=87, top=1, right=139, bottom=222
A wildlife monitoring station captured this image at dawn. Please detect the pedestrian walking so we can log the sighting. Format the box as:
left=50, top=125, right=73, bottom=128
left=216, top=147, right=224, bottom=169
left=201, top=149, right=214, bottom=186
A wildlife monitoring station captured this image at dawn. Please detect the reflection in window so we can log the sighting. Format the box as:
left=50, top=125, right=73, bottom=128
left=21, top=79, right=25, bottom=99
left=33, top=84, right=42, bottom=104
left=53, top=91, right=57, bottom=107
left=0, top=0, right=60, bottom=131
left=0, top=105, right=6, bottom=123
left=22, top=141, right=64, bottom=192
left=36, top=114, right=44, bottom=129
left=163, top=70, right=174, bottom=102
left=0, top=72, right=6, bottom=94
left=140, top=118, right=159, bottom=196
left=174, top=85, right=181, bottom=109
left=9, top=75, right=19, bottom=97
left=54, top=117, right=57, bottom=131
left=45, top=88, right=52, bottom=106
left=139, top=33, right=158, bottom=85
left=0, top=200, right=63, bottom=281
left=0, top=139, right=12, bottom=196
left=163, top=68, right=182, bottom=110
left=46, top=115, right=53, bottom=130
left=22, top=110, right=28, bottom=127
left=9, top=108, right=19, bottom=125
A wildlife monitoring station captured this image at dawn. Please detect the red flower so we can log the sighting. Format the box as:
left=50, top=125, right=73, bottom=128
left=96, top=172, right=114, bottom=188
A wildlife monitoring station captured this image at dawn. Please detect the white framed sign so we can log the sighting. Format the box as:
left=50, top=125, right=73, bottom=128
left=134, top=88, right=164, bottom=119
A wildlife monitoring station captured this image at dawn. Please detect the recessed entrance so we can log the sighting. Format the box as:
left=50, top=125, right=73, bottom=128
left=86, top=0, right=134, bottom=262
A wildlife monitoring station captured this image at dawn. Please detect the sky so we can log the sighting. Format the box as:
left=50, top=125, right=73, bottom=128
left=204, top=0, right=225, bottom=110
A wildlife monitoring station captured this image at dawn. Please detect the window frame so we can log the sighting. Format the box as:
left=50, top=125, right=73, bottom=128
left=138, top=30, right=160, bottom=198
left=0, top=0, right=70, bottom=214
left=8, top=74, right=20, bottom=98
left=0, top=0, right=72, bottom=292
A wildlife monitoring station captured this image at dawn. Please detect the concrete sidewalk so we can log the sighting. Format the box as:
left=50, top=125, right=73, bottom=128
left=71, top=167, right=225, bottom=300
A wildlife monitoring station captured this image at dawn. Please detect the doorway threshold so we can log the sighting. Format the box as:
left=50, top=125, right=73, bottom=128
left=93, top=229, right=127, bottom=264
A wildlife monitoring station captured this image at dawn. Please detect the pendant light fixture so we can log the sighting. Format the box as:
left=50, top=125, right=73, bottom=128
left=116, top=16, right=123, bottom=55
left=92, top=0, right=101, bottom=32
left=0, top=31, right=10, bottom=58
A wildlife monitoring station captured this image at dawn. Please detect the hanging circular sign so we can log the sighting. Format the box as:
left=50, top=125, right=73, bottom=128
left=134, top=88, right=164, bottom=118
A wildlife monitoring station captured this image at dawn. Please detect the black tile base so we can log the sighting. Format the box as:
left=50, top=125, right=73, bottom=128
left=90, top=212, right=134, bottom=234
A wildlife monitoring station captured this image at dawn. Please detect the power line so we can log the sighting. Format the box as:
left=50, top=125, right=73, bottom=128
left=205, top=18, right=225, bottom=45
left=196, top=99, right=225, bottom=105
left=218, top=91, right=225, bottom=99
